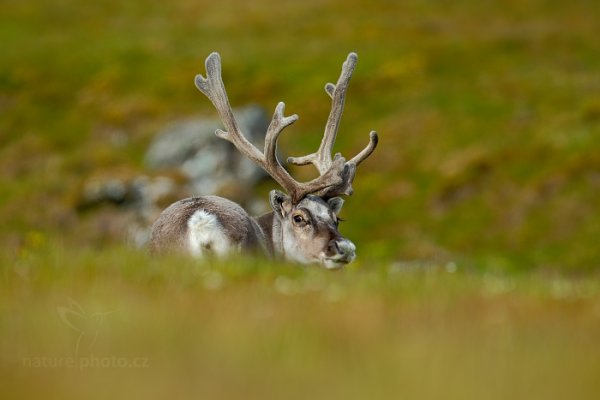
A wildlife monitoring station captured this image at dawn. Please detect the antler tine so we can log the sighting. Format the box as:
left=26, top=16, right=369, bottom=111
left=350, top=130, right=379, bottom=166
left=315, top=130, right=378, bottom=198
left=195, top=53, right=265, bottom=167
left=288, top=52, right=358, bottom=174
left=287, top=53, right=379, bottom=199
left=263, top=102, right=303, bottom=198
left=195, top=52, right=348, bottom=203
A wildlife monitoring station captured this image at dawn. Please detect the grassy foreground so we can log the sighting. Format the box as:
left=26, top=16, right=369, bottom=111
left=2, top=244, right=600, bottom=399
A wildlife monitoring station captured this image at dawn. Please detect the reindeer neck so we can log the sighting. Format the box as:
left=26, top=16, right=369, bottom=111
left=254, top=211, right=283, bottom=258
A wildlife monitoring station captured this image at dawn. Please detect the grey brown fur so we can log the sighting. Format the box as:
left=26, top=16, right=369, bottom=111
left=149, top=196, right=265, bottom=254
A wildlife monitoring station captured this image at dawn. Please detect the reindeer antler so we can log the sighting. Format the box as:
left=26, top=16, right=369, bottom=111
left=195, top=52, right=348, bottom=203
left=195, top=52, right=376, bottom=201
left=287, top=52, right=378, bottom=198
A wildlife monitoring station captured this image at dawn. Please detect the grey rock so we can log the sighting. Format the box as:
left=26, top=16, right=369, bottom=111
left=81, top=178, right=128, bottom=207
left=145, top=105, right=269, bottom=182
left=81, top=104, right=274, bottom=248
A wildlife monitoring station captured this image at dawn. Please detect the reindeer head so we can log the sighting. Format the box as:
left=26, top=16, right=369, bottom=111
left=268, top=190, right=354, bottom=269
left=195, top=52, right=378, bottom=268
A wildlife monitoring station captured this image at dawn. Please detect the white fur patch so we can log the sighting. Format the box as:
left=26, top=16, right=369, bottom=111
left=283, top=239, right=312, bottom=265
left=187, top=210, right=233, bottom=258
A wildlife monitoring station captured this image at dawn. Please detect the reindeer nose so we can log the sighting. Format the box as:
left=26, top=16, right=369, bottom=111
left=327, top=238, right=356, bottom=259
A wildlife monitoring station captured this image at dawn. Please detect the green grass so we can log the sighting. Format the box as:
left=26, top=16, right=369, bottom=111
left=2, top=0, right=600, bottom=398
left=2, top=244, right=600, bottom=399
left=2, top=0, right=600, bottom=269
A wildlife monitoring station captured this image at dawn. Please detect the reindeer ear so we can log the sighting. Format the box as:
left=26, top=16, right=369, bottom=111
left=327, top=197, right=344, bottom=215
left=269, top=190, right=291, bottom=217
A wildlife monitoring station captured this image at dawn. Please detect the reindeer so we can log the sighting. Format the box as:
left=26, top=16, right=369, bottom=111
left=149, top=52, right=378, bottom=269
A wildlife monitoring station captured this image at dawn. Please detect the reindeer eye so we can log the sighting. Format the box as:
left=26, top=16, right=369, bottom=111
left=292, top=214, right=305, bottom=225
